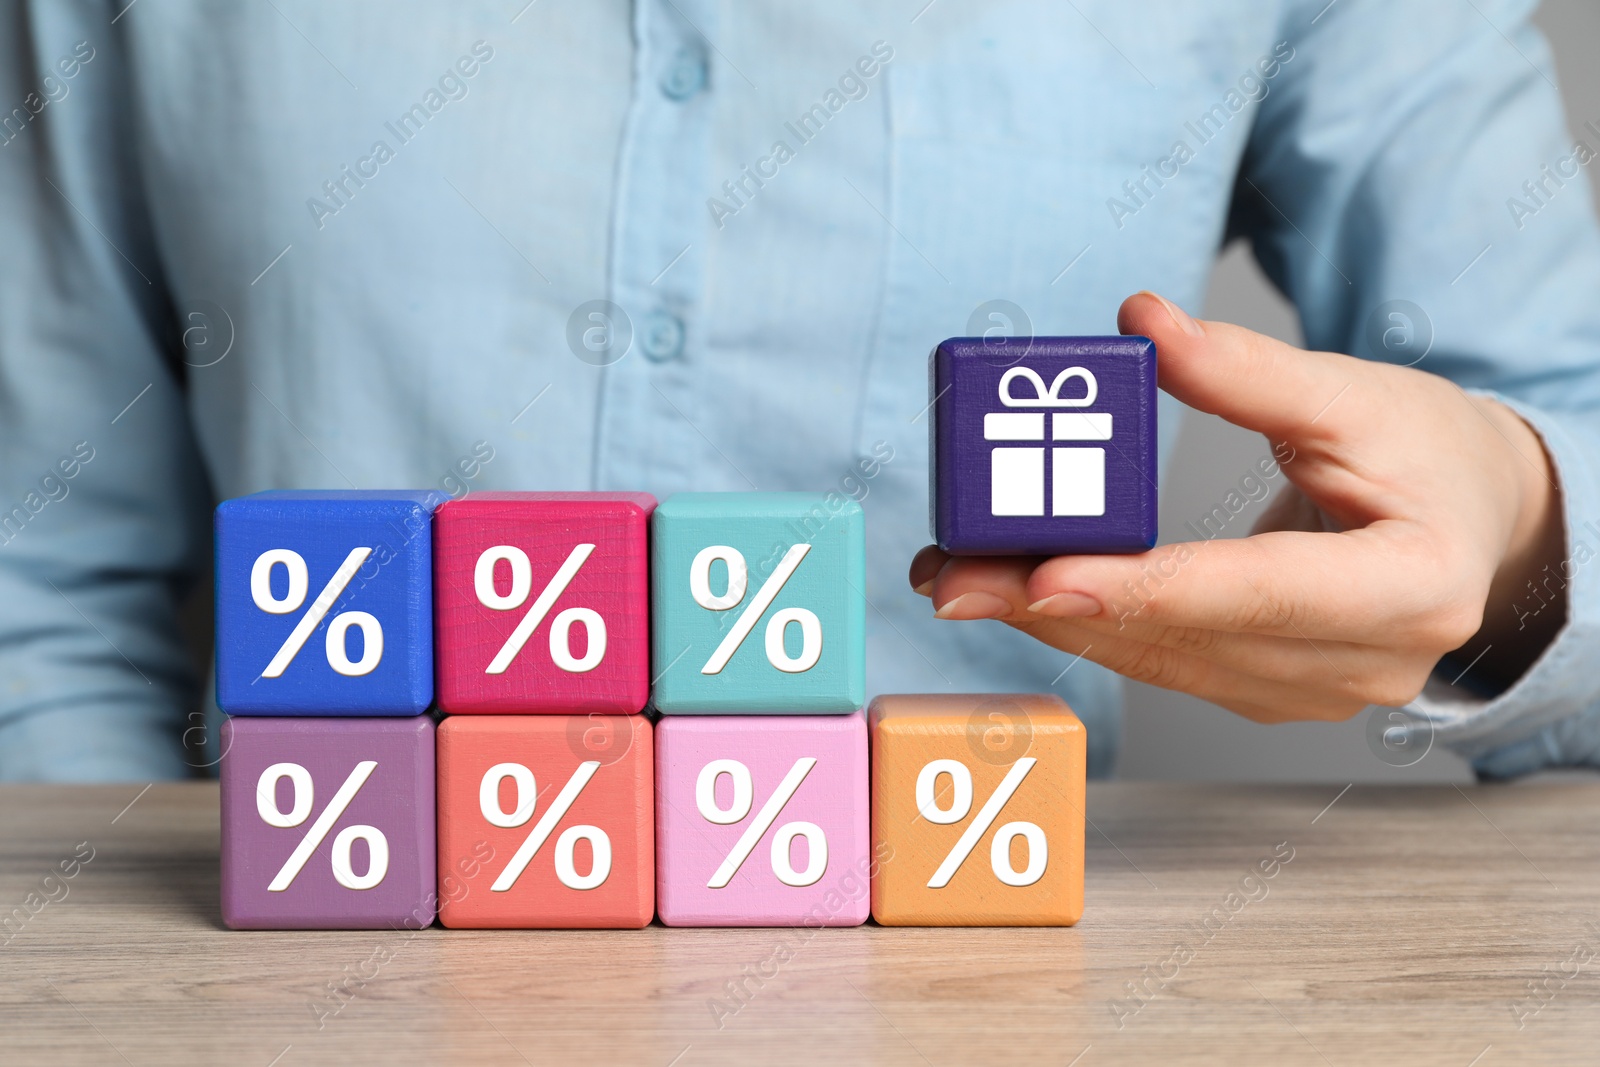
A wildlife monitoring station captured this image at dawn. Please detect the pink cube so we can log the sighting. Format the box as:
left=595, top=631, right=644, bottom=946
left=655, top=714, right=870, bottom=927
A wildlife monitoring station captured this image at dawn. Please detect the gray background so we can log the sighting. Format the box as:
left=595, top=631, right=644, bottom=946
left=1118, top=0, right=1600, bottom=783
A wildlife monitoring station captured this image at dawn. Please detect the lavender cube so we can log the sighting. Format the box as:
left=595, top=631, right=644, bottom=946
left=221, top=716, right=436, bottom=930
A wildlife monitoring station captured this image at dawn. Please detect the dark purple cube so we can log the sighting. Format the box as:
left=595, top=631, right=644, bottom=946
left=220, top=716, right=437, bottom=930
left=932, top=336, right=1158, bottom=555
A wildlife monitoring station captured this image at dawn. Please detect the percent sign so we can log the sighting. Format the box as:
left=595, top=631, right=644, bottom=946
left=697, top=758, right=826, bottom=888
left=691, top=544, right=820, bottom=674
left=475, top=543, right=606, bottom=675
left=919, top=758, right=1047, bottom=889
left=482, top=761, right=610, bottom=891
left=257, top=761, right=388, bottom=891
left=252, top=548, right=382, bottom=678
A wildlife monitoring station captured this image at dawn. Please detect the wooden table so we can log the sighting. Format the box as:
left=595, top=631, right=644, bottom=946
left=3, top=782, right=1596, bottom=1065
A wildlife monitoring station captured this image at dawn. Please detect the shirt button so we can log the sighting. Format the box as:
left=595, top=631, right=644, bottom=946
left=659, top=46, right=707, bottom=101
left=640, top=311, right=686, bottom=362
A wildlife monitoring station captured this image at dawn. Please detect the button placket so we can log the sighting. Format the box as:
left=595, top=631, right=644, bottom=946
left=594, top=0, right=718, bottom=491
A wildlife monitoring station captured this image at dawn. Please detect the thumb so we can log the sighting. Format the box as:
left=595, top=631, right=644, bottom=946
left=1118, top=291, right=1364, bottom=442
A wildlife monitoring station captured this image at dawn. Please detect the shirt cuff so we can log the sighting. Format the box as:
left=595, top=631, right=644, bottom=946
left=1407, top=393, right=1600, bottom=776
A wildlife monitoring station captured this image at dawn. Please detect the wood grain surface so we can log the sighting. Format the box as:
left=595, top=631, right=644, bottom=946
left=3, top=781, right=1597, bottom=1065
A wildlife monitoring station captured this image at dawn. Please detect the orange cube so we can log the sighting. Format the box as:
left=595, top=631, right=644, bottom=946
left=437, top=715, right=653, bottom=928
left=870, top=694, right=1085, bottom=926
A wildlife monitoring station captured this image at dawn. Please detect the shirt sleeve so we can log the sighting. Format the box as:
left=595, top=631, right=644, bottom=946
left=0, top=1, right=211, bottom=780
left=1235, top=0, right=1600, bottom=774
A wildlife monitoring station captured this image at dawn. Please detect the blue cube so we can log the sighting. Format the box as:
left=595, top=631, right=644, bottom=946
left=651, top=493, right=866, bottom=715
left=932, top=336, right=1158, bottom=555
left=215, top=490, right=444, bottom=716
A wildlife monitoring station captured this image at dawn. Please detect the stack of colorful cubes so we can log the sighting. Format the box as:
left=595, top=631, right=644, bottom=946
left=215, top=490, right=1084, bottom=931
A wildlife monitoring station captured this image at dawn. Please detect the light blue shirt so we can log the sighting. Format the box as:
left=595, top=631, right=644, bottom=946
left=2, top=0, right=1598, bottom=781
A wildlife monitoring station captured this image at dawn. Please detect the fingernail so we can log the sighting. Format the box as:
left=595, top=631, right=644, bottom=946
left=908, top=545, right=948, bottom=597
left=1028, top=592, right=1102, bottom=618
left=934, top=592, right=1012, bottom=621
left=1144, top=291, right=1205, bottom=338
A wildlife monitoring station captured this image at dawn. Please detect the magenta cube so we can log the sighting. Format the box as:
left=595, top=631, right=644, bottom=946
left=220, top=717, right=436, bottom=930
left=655, top=714, right=869, bottom=927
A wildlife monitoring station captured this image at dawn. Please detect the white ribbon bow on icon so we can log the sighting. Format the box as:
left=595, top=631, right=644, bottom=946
left=997, top=366, right=1097, bottom=408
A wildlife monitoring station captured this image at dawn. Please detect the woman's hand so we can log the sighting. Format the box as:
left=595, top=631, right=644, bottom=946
left=910, top=292, right=1567, bottom=722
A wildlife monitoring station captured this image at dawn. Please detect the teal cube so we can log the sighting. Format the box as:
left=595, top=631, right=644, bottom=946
left=651, top=493, right=866, bottom=714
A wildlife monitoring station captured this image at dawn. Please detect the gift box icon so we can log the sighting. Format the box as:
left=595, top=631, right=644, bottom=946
left=984, top=366, right=1111, bottom=517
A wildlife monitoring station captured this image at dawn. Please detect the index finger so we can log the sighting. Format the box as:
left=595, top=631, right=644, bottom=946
left=1024, top=526, right=1479, bottom=645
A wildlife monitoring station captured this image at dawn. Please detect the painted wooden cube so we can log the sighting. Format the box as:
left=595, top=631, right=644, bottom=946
left=435, top=715, right=654, bottom=928
left=931, top=337, right=1157, bottom=555
left=434, top=492, right=655, bottom=715
left=656, top=714, right=870, bottom=927
left=869, top=694, right=1085, bottom=926
left=215, top=490, right=444, bottom=716
left=220, top=716, right=437, bottom=930
left=651, top=493, right=865, bottom=714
